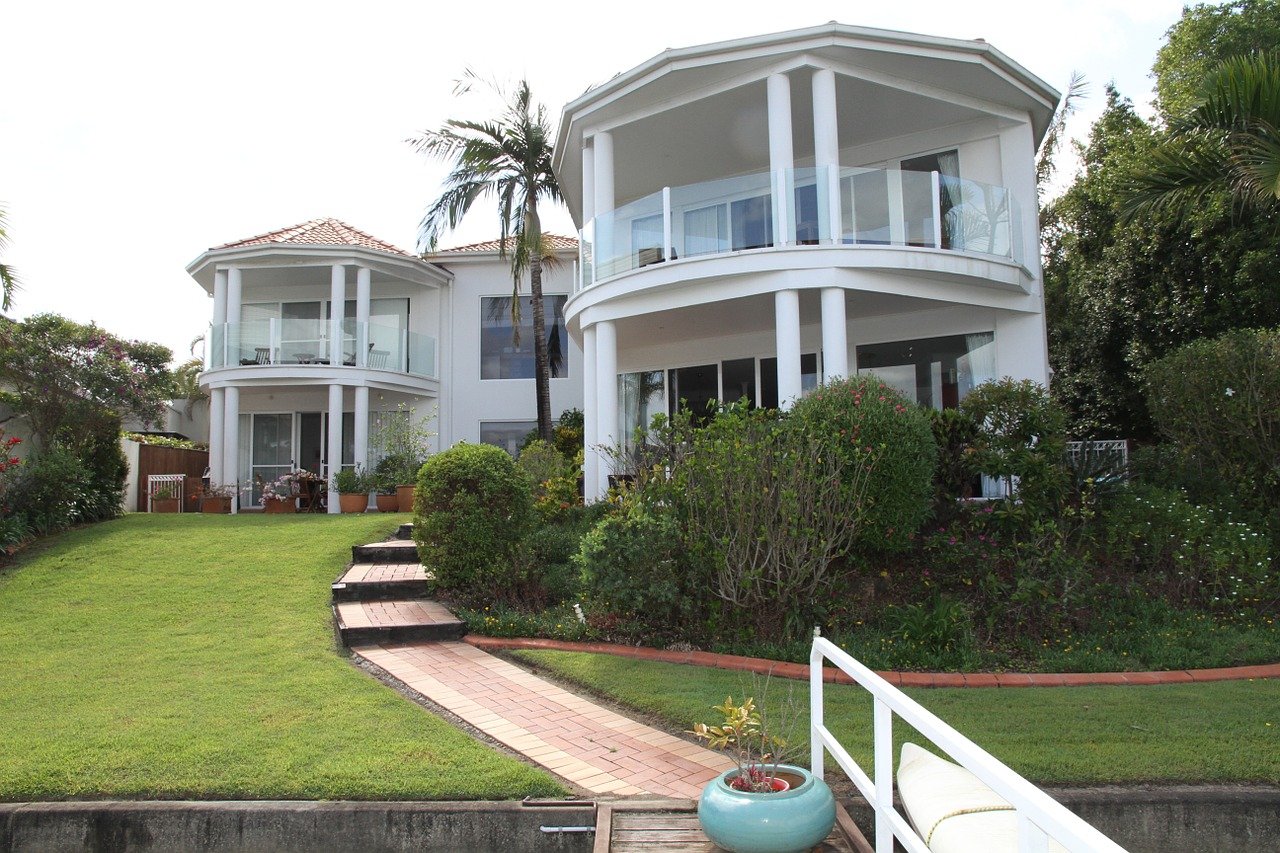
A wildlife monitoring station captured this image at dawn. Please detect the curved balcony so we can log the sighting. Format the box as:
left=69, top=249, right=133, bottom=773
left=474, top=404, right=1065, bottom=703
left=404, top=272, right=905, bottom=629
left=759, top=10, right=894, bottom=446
left=576, top=166, right=1022, bottom=292
left=205, top=320, right=437, bottom=378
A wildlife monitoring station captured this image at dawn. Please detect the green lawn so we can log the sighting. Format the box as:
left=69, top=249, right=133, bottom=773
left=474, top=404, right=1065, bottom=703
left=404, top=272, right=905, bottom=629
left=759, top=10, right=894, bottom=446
left=513, top=651, right=1280, bottom=785
left=0, top=514, right=563, bottom=801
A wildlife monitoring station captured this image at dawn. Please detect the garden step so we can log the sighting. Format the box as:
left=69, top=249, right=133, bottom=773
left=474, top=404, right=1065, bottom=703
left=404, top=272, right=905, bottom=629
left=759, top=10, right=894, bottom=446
left=352, top=538, right=419, bottom=564
left=335, top=599, right=465, bottom=646
left=393, top=523, right=413, bottom=541
left=331, top=563, right=430, bottom=602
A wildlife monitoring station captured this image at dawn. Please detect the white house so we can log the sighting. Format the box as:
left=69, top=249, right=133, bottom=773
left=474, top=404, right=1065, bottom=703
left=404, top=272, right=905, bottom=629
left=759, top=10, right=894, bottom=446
left=188, top=218, right=581, bottom=512
left=553, top=23, right=1060, bottom=499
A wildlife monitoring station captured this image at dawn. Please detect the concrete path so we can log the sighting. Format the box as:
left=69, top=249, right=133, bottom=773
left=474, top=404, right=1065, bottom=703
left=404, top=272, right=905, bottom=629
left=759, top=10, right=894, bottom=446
left=353, top=640, right=734, bottom=798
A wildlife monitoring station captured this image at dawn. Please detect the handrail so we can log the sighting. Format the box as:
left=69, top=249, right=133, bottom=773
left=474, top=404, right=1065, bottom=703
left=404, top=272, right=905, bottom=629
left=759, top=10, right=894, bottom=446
left=809, top=632, right=1128, bottom=853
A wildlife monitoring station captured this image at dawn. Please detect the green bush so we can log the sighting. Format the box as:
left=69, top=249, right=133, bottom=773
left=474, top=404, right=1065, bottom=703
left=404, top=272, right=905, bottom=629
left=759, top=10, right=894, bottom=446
left=71, top=418, right=128, bottom=522
left=413, top=443, right=533, bottom=604
left=929, top=407, right=980, bottom=517
left=960, top=378, right=1068, bottom=515
left=1145, top=327, right=1280, bottom=536
left=8, top=446, right=94, bottom=535
left=1100, top=483, right=1275, bottom=611
left=789, top=375, right=936, bottom=552
left=331, top=464, right=375, bottom=494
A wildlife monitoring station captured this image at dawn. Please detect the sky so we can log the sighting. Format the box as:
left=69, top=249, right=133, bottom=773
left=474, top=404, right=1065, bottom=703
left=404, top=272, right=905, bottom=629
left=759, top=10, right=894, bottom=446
left=1, top=0, right=1191, bottom=362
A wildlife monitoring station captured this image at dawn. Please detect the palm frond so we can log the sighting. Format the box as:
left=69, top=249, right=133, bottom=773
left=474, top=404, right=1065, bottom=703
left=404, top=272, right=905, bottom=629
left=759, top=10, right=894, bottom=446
left=1037, top=72, right=1089, bottom=193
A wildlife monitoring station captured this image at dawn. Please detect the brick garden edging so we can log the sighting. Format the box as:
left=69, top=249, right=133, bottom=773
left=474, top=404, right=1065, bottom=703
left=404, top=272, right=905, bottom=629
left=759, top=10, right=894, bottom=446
left=465, top=636, right=1280, bottom=688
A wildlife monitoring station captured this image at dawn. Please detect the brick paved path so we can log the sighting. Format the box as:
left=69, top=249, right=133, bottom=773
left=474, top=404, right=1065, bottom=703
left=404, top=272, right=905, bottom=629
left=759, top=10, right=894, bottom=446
left=353, top=640, right=734, bottom=798
left=337, top=563, right=426, bottom=584
left=335, top=599, right=455, bottom=630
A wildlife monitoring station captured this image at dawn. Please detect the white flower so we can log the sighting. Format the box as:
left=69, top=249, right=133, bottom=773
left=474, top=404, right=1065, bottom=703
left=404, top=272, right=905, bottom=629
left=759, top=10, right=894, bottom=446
left=1225, top=387, right=1235, bottom=397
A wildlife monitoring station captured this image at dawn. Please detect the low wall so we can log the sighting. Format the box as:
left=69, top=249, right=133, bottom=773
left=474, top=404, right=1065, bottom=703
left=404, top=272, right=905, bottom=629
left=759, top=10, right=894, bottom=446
left=0, top=801, right=597, bottom=853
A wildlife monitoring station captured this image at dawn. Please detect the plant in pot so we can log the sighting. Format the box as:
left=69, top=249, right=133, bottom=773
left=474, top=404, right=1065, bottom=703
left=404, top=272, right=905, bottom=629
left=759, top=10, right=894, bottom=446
left=370, top=403, right=435, bottom=511
left=150, top=484, right=181, bottom=513
left=261, top=472, right=299, bottom=513
left=196, top=483, right=235, bottom=514
left=689, top=690, right=836, bottom=853
left=332, top=465, right=375, bottom=514
left=373, top=468, right=400, bottom=513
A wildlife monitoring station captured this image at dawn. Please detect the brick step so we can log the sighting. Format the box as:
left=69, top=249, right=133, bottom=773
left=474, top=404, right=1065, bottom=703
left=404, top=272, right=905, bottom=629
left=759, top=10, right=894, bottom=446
left=335, top=599, right=465, bottom=646
left=393, top=523, right=413, bottom=541
left=352, top=539, right=419, bottom=564
left=331, top=563, right=430, bottom=602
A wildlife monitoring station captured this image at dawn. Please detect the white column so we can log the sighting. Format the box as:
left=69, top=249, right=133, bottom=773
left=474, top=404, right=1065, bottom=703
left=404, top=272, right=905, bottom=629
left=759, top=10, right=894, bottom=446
left=222, top=385, right=239, bottom=513
left=775, top=290, right=802, bottom=410
left=355, top=266, right=371, bottom=367
left=582, top=324, right=599, bottom=501
left=354, top=386, right=369, bottom=472
left=226, top=267, right=242, bottom=366
left=767, top=73, right=794, bottom=246
left=329, top=264, right=345, bottom=365
left=812, top=68, right=842, bottom=243
left=821, top=287, right=849, bottom=381
left=208, top=388, right=225, bottom=487
left=595, top=320, right=617, bottom=498
left=582, top=144, right=596, bottom=223
left=327, top=383, right=343, bottom=514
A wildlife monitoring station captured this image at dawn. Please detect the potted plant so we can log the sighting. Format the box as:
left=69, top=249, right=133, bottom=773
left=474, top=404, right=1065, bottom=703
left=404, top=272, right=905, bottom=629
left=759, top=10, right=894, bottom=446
left=370, top=404, right=435, bottom=512
left=195, top=483, right=235, bottom=514
left=261, top=472, right=299, bottom=513
left=332, top=465, right=375, bottom=514
left=150, top=484, right=181, bottom=513
left=373, top=468, right=399, bottom=513
left=689, top=693, right=836, bottom=853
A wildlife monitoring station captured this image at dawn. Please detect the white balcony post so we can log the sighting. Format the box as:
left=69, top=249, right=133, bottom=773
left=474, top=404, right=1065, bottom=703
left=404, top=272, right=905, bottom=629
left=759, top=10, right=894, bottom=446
left=226, top=267, right=241, bottom=365
left=356, top=266, right=371, bottom=367
left=809, top=630, right=825, bottom=779
left=767, top=73, right=794, bottom=246
left=812, top=68, right=841, bottom=244
left=775, top=289, right=802, bottom=410
left=582, top=324, right=599, bottom=501
left=595, top=320, right=617, bottom=498
left=327, top=384, right=343, bottom=514
left=208, top=388, right=225, bottom=489
left=329, top=264, right=345, bottom=365
left=593, top=131, right=614, bottom=278
left=873, top=697, right=894, bottom=853
left=662, top=186, right=672, bottom=262
left=820, top=287, right=848, bottom=381
left=354, top=385, right=369, bottom=501
left=269, top=318, right=280, bottom=364
left=222, top=386, right=239, bottom=513
left=887, top=170, right=906, bottom=245
left=931, top=170, right=944, bottom=249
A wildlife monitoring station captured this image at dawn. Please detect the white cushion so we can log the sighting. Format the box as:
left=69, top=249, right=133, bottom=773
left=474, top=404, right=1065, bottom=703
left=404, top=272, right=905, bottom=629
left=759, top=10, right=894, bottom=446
left=896, top=742, right=1068, bottom=853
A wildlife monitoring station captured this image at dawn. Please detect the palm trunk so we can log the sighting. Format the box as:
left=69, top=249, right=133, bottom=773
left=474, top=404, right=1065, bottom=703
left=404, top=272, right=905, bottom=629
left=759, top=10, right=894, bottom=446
left=530, top=253, right=554, bottom=442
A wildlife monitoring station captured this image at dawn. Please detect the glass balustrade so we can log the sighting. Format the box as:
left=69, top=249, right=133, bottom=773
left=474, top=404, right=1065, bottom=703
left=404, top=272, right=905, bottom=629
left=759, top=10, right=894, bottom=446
left=205, top=321, right=436, bottom=378
left=576, top=166, right=1021, bottom=289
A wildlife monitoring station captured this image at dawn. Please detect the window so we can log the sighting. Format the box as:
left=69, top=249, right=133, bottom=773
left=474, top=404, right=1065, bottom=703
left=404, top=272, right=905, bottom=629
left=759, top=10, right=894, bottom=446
left=759, top=354, right=819, bottom=409
left=481, top=295, right=569, bottom=379
left=901, top=150, right=959, bottom=249
left=480, top=421, right=536, bottom=457
left=855, top=332, right=995, bottom=410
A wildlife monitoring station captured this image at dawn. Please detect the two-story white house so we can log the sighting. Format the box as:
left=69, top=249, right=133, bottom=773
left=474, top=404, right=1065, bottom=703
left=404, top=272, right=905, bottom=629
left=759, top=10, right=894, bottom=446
left=188, top=219, right=581, bottom=511
left=554, top=23, right=1060, bottom=499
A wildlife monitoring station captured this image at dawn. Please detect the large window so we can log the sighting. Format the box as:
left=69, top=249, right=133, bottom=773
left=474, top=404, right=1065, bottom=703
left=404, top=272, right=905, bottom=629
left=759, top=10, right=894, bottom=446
left=481, top=295, right=568, bottom=379
left=480, top=421, right=536, bottom=457
left=855, top=332, right=995, bottom=410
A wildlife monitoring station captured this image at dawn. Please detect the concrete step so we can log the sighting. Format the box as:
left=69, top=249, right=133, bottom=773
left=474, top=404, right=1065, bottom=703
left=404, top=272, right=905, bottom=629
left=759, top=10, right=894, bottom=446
left=393, top=523, right=413, bottom=541
left=352, top=538, right=418, bottom=564
left=334, top=599, right=465, bottom=646
left=331, top=563, right=430, bottom=602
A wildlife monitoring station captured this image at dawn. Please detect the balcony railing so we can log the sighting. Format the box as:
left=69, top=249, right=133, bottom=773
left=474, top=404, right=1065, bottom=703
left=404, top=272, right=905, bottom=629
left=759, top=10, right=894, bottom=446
left=205, top=320, right=437, bottom=379
left=576, top=165, right=1021, bottom=292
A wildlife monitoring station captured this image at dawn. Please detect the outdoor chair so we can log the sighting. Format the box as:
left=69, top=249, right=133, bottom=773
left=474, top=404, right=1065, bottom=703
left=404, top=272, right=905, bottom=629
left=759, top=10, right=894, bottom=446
left=368, top=349, right=390, bottom=369
left=240, top=347, right=271, bottom=366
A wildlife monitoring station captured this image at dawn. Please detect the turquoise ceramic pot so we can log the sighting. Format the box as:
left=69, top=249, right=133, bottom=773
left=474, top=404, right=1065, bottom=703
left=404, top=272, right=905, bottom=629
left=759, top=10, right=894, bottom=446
left=697, top=764, right=837, bottom=853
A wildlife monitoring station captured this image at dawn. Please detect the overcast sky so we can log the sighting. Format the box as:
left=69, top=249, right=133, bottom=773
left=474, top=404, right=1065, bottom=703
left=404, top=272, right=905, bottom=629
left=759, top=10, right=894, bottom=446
left=1, top=0, right=1189, bottom=361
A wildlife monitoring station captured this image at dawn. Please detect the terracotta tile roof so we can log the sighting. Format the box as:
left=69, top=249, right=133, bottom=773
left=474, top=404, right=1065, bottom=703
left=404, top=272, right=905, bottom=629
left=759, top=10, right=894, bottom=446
left=434, top=233, right=579, bottom=254
left=214, top=218, right=414, bottom=257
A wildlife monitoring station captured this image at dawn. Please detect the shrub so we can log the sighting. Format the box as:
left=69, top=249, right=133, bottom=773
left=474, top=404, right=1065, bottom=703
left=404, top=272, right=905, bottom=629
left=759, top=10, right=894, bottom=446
left=929, top=407, right=979, bottom=516
left=331, top=464, right=375, bottom=494
left=7, top=446, right=94, bottom=535
left=960, top=378, right=1068, bottom=514
left=789, top=376, right=936, bottom=552
left=1145, top=327, right=1280, bottom=536
left=521, top=408, right=586, bottom=459
left=70, top=417, right=128, bottom=522
left=413, top=443, right=533, bottom=604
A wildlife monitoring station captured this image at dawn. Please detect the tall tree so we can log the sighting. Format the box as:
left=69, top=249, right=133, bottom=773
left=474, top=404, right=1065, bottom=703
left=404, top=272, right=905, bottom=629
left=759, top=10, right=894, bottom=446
left=0, top=203, right=18, bottom=312
left=409, top=74, right=563, bottom=442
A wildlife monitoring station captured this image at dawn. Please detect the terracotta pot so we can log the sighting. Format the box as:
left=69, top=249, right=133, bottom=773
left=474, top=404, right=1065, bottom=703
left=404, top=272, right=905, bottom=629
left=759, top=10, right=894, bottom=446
left=396, top=484, right=416, bottom=513
left=375, top=494, right=399, bottom=513
left=338, top=493, right=368, bottom=514
left=151, top=497, right=181, bottom=514
left=264, top=497, right=296, bottom=514
left=201, top=497, right=231, bottom=514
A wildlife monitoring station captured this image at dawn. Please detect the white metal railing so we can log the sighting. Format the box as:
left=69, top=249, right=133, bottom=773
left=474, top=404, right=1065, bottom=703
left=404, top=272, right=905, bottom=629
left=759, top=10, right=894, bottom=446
left=1065, top=439, right=1129, bottom=474
left=575, top=165, right=1021, bottom=292
left=809, top=632, right=1127, bottom=853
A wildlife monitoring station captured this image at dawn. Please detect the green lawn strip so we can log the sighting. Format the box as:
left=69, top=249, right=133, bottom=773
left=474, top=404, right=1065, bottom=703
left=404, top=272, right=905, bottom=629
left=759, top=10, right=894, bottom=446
left=511, top=650, right=1280, bottom=785
left=0, top=514, right=563, bottom=801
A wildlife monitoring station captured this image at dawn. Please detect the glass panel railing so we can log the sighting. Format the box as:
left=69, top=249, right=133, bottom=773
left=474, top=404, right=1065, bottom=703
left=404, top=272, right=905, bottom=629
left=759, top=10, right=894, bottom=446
left=405, top=328, right=436, bottom=379
left=593, top=190, right=665, bottom=280
left=207, top=323, right=224, bottom=369
left=206, top=320, right=434, bottom=378
left=578, top=219, right=594, bottom=292
left=226, top=320, right=274, bottom=366
left=940, top=174, right=1014, bottom=259
left=670, top=171, right=775, bottom=260
left=279, top=318, right=326, bottom=364
left=365, top=320, right=406, bottom=373
left=786, top=166, right=836, bottom=246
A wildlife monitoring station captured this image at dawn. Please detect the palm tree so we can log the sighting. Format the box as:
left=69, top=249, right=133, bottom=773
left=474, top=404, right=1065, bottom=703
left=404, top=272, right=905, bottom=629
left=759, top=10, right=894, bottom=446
left=408, top=73, right=563, bottom=442
left=0, top=202, right=18, bottom=312
left=1122, top=51, right=1280, bottom=218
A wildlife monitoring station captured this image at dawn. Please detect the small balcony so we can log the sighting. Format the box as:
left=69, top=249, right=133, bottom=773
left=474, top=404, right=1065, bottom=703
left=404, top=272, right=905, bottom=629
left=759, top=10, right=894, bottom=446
left=577, top=165, right=1022, bottom=291
left=206, top=320, right=437, bottom=378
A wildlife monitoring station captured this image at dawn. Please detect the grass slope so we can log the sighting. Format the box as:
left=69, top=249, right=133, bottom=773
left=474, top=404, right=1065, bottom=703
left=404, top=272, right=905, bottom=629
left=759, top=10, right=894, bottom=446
left=0, top=514, right=563, bottom=801
left=513, top=651, right=1280, bottom=785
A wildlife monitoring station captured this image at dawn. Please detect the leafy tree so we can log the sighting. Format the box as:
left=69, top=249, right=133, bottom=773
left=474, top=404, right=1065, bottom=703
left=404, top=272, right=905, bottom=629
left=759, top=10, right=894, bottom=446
left=0, top=314, right=172, bottom=448
left=0, top=202, right=17, bottom=311
left=409, top=74, right=563, bottom=442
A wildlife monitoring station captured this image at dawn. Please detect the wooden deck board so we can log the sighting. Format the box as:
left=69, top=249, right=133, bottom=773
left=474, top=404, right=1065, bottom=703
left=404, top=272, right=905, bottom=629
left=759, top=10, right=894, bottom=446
left=604, top=805, right=858, bottom=851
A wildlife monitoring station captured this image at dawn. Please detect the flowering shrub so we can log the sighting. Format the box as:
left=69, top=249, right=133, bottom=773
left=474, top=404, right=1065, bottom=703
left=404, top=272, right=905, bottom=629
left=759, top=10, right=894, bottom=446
left=260, top=471, right=300, bottom=501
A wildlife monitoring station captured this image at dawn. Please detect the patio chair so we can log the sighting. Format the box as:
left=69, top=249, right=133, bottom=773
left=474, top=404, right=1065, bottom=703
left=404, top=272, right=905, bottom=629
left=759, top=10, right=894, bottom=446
left=240, top=347, right=271, bottom=366
left=368, top=349, right=390, bottom=369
